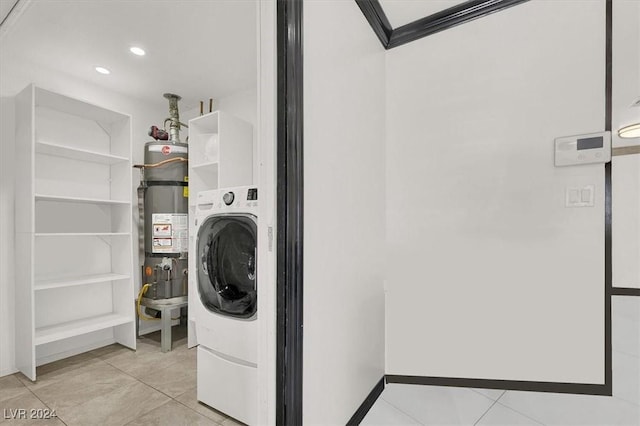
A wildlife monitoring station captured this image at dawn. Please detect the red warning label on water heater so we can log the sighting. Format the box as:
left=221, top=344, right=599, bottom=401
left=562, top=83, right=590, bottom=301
left=161, top=145, right=171, bottom=155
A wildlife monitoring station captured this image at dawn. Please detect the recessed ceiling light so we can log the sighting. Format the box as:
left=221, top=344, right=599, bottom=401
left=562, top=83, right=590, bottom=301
left=95, top=66, right=110, bottom=75
left=130, top=46, right=146, bottom=56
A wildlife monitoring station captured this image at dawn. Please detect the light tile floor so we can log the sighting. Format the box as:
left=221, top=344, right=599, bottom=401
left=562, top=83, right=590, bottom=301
left=0, top=326, right=244, bottom=426
left=1, top=297, right=638, bottom=426
left=362, top=296, right=640, bottom=426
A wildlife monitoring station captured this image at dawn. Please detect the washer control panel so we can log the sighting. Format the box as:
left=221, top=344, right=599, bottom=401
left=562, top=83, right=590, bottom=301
left=555, top=131, right=611, bottom=167
left=223, top=191, right=235, bottom=206
left=196, top=187, right=258, bottom=212
left=247, top=188, right=258, bottom=201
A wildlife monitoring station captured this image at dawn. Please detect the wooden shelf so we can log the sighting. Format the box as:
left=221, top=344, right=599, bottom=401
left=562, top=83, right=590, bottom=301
left=35, top=194, right=130, bottom=205
left=35, top=273, right=130, bottom=291
left=36, top=141, right=128, bottom=164
left=35, top=313, right=132, bottom=345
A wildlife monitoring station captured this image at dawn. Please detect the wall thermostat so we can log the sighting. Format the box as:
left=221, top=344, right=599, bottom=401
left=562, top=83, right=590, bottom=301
left=555, top=131, right=611, bottom=167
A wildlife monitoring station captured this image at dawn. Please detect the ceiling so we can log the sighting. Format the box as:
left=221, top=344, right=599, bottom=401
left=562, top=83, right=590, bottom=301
left=379, top=0, right=468, bottom=28
left=0, top=0, right=257, bottom=111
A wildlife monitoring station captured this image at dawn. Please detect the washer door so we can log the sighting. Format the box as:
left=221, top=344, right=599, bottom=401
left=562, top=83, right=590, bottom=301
left=197, top=215, right=257, bottom=319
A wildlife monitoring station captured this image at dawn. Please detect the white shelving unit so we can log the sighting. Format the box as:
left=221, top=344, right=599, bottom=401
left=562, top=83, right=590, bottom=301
left=188, top=111, right=254, bottom=200
left=187, top=111, right=253, bottom=348
left=15, top=85, right=136, bottom=380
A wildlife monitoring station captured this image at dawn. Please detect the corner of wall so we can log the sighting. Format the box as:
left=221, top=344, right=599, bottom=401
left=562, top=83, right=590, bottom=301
left=0, top=96, right=17, bottom=376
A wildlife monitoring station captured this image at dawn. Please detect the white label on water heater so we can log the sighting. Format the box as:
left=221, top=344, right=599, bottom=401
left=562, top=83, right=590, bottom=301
left=152, top=213, right=188, bottom=253
left=148, top=145, right=188, bottom=154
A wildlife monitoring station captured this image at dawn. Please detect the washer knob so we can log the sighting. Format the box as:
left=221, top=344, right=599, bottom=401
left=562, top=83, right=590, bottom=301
left=223, top=191, right=235, bottom=205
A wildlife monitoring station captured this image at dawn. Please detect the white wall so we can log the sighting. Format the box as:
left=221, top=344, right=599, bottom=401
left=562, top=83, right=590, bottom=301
left=216, top=89, right=257, bottom=129
left=181, top=88, right=257, bottom=129
left=303, top=0, right=386, bottom=424
left=0, top=64, right=166, bottom=376
left=217, top=89, right=259, bottom=184
left=0, top=97, right=17, bottom=376
left=612, top=0, right=640, bottom=290
left=385, top=0, right=606, bottom=383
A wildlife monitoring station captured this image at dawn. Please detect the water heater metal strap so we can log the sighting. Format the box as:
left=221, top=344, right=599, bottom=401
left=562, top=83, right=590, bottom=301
left=145, top=180, right=188, bottom=187
left=137, top=186, right=146, bottom=266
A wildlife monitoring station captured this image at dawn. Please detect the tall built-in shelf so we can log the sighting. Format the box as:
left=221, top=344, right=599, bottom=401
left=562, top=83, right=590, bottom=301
left=15, top=84, right=136, bottom=381
left=187, top=111, right=253, bottom=348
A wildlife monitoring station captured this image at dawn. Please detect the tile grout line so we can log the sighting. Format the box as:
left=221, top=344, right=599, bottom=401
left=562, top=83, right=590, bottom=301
left=16, top=340, right=191, bottom=425
left=23, top=383, right=70, bottom=426
left=171, top=396, right=228, bottom=426
left=602, top=395, right=640, bottom=409
left=23, top=358, right=136, bottom=426
left=74, top=351, right=178, bottom=425
left=379, top=396, right=429, bottom=425
left=609, top=349, right=640, bottom=409
left=94, top=347, right=222, bottom=425
left=611, top=395, right=640, bottom=408
left=472, top=392, right=504, bottom=426
left=493, top=392, right=548, bottom=426
left=612, top=348, right=640, bottom=360
left=120, top=399, right=181, bottom=426
left=102, top=358, right=178, bottom=399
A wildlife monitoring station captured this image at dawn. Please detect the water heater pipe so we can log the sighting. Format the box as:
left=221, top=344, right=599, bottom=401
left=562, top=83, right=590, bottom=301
left=163, top=93, right=188, bottom=144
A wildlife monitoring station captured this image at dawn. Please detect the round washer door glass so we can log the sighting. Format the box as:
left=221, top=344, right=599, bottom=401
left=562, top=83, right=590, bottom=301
left=197, top=215, right=257, bottom=318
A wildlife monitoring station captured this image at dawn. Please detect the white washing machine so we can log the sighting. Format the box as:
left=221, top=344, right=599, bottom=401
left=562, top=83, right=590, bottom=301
left=194, top=186, right=258, bottom=425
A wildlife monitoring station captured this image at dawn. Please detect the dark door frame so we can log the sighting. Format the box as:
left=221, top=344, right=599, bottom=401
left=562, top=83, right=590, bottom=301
left=276, top=0, right=304, bottom=425
left=355, top=0, right=531, bottom=49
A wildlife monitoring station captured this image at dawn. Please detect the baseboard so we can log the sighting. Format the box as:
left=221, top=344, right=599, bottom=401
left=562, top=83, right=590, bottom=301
left=0, top=367, right=19, bottom=378
left=36, top=338, right=116, bottom=366
left=612, top=287, right=640, bottom=296
left=385, top=375, right=611, bottom=396
left=347, top=377, right=385, bottom=425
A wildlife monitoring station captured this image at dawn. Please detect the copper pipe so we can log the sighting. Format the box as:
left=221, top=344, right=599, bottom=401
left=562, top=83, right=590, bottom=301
left=133, top=157, right=188, bottom=169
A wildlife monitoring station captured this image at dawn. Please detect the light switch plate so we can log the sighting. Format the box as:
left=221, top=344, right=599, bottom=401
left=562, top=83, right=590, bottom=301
left=566, top=185, right=594, bottom=207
